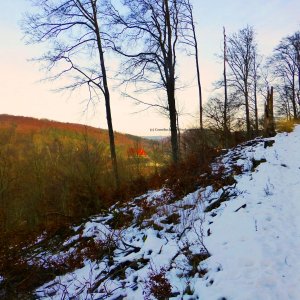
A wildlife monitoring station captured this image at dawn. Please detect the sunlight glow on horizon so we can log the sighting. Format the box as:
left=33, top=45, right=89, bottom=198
left=0, top=0, right=299, bottom=136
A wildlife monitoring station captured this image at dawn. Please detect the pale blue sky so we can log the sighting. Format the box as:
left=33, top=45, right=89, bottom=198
left=0, top=0, right=299, bottom=136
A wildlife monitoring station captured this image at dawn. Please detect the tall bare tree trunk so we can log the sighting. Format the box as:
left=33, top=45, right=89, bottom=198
left=245, top=82, right=251, bottom=138
left=176, top=111, right=181, bottom=160
left=244, top=55, right=251, bottom=138
left=264, top=86, right=275, bottom=137
left=254, top=85, right=259, bottom=135
left=92, top=2, right=119, bottom=187
left=223, top=27, right=229, bottom=145
left=165, top=0, right=179, bottom=163
left=292, top=74, right=297, bottom=119
left=188, top=4, right=203, bottom=130
left=195, top=38, right=203, bottom=130
left=287, top=95, right=291, bottom=120
left=254, top=55, right=259, bottom=135
left=168, top=78, right=179, bottom=163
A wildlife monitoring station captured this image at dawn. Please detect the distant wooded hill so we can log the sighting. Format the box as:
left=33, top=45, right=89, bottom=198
left=0, top=114, right=151, bottom=149
left=0, top=114, right=170, bottom=234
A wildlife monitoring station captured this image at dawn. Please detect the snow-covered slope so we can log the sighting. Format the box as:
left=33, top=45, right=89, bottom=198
left=197, top=128, right=300, bottom=300
left=35, top=126, right=300, bottom=299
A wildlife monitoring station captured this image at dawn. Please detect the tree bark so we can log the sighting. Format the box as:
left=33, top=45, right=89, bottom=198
left=264, top=86, right=275, bottom=137
left=253, top=55, right=259, bottom=135
left=165, top=0, right=179, bottom=163
left=189, top=4, right=203, bottom=130
left=291, top=74, right=297, bottom=119
left=195, top=37, right=203, bottom=130
left=92, top=1, right=119, bottom=187
left=168, top=77, right=179, bottom=163
left=223, top=27, right=229, bottom=145
left=245, top=82, right=251, bottom=138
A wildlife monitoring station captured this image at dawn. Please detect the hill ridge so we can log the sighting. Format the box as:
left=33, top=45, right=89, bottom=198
left=0, top=114, right=149, bottom=146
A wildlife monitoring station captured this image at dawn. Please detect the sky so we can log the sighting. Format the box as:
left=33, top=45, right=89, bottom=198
left=0, top=0, right=299, bottom=136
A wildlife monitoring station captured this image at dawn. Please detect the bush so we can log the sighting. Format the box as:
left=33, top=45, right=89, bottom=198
left=144, top=265, right=172, bottom=300
left=276, top=119, right=300, bottom=133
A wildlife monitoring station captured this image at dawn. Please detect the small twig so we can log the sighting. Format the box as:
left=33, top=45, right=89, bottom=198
left=234, top=204, right=247, bottom=212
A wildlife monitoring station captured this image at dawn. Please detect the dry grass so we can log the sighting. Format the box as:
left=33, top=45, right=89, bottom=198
left=276, top=119, right=300, bottom=133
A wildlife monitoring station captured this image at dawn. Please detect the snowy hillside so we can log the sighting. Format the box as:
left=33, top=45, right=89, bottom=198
left=32, top=126, right=300, bottom=299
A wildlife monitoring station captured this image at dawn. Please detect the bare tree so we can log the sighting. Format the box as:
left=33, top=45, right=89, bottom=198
left=252, top=51, right=260, bottom=134
left=204, top=93, right=240, bottom=135
left=288, top=32, right=300, bottom=95
left=108, top=0, right=189, bottom=163
left=264, top=86, right=275, bottom=137
left=268, top=35, right=299, bottom=119
left=22, top=0, right=120, bottom=186
left=276, top=84, right=293, bottom=120
left=181, top=0, right=203, bottom=130
left=226, top=26, right=257, bottom=137
left=223, top=27, right=229, bottom=140
left=212, top=26, right=259, bottom=143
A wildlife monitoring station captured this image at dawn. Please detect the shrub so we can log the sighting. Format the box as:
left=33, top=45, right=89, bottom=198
left=144, top=265, right=172, bottom=300
left=276, top=118, right=300, bottom=133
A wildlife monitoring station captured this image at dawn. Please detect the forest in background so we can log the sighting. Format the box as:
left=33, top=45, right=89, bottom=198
left=0, top=113, right=296, bottom=238
left=0, top=115, right=173, bottom=233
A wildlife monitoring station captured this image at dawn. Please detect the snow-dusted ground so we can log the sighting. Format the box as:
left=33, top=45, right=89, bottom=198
left=35, top=126, right=300, bottom=299
left=196, top=128, right=300, bottom=300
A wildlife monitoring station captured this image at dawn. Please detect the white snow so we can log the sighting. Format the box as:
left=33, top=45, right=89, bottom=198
left=35, top=126, right=300, bottom=299
left=195, top=128, right=300, bottom=300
